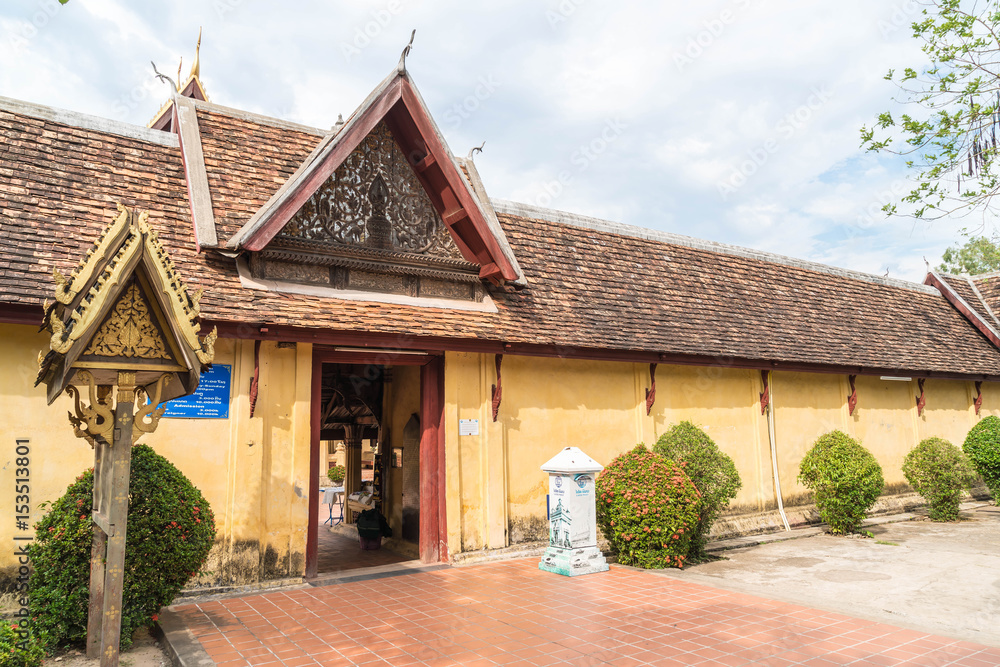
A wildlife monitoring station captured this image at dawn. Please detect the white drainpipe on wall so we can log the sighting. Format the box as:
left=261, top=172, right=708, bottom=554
left=765, top=370, right=791, bottom=531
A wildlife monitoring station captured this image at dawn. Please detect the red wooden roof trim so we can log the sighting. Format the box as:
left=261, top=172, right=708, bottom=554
left=226, top=69, right=519, bottom=283
left=229, top=78, right=404, bottom=251
left=397, top=78, right=518, bottom=282
left=925, top=271, right=1000, bottom=349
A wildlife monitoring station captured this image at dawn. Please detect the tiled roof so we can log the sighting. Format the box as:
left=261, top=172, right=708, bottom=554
left=3, top=99, right=1000, bottom=377
left=972, top=273, right=1000, bottom=319
left=937, top=273, right=1000, bottom=330
left=196, top=108, right=322, bottom=243
left=493, top=212, right=1000, bottom=375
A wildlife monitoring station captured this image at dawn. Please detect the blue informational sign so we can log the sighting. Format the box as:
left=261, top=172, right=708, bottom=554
left=158, top=364, right=231, bottom=418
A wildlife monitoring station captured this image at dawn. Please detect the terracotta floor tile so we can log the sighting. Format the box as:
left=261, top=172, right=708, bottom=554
left=166, top=557, right=996, bottom=667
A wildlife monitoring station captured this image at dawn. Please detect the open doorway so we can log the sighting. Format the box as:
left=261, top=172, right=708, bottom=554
left=306, top=352, right=445, bottom=577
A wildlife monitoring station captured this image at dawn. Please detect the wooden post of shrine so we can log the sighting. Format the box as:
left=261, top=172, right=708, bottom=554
left=86, top=438, right=107, bottom=658
left=37, top=203, right=216, bottom=667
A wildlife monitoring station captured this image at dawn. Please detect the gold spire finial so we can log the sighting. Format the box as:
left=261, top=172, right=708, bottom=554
left=176, top=58, right=183, bottom=91
left=191, top=27, right=202, bottom=80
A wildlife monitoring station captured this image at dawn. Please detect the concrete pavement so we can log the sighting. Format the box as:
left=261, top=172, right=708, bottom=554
left=667, top=503, right=1000, bottom=648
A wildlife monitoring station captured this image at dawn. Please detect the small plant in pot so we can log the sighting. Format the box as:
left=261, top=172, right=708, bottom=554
left=326, top=465, right=346, bottom=485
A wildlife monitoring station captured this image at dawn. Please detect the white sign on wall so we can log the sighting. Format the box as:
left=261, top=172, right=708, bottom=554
left=459, top=419, right=480, bottom=436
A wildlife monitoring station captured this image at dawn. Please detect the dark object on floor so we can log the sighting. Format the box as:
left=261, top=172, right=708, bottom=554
left=357, top=508, right=393, bottom=549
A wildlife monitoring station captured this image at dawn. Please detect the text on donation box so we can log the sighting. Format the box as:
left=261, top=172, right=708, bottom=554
left=548, top=473, right=596, bottom=549
left=158, top=364, right=232, bottom=418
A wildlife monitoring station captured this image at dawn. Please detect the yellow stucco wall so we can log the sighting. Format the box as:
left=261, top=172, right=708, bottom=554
left=916, top=379, right=978, bottom=447
left=848, top=376, right=919, bottom=490
left=444, top=353, right=644, bottom=554
left=4, top=317, right=995, bottom=579
left=1, top=323, right=94, bottom=554
left=0, top=324, right=313, bottom=587
left=386, top=365, right=420, bottom=542
left=650, top=366, right=770, bottom=512
left=770, top=372, right=851, bottom=503
left=442, top=354, right=992, bottom=555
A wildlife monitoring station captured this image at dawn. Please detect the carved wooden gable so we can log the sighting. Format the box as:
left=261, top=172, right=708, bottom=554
left=249, top=122, right=485, bottom=303
left=79, top=276, right=183, bottom=369
left=37, top=204, right=216, bottom=405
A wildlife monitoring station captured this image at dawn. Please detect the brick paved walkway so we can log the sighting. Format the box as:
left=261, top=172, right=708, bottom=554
left=165, top=560, right=999, bottom=666
left=315, top=528, right=411, bottom=575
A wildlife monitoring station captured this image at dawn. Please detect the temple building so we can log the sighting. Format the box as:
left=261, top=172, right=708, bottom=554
left=2, top=44, right=1000, bottom=589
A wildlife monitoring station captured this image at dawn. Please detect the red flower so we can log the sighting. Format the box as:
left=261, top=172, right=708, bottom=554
left=151, top=614, right=158, bottom=621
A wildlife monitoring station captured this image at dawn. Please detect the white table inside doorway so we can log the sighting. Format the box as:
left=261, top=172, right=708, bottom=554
left=321, top=486, right=344, bottom=525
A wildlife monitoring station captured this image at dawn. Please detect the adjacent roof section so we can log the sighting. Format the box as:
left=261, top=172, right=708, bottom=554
left=928, top=272, right=1000, bottom=342
left=225, top=68, right=520, bottom=284
left=492, top=206, right=1000, bottom=377
left=971, top=272, right=1000, bottom=321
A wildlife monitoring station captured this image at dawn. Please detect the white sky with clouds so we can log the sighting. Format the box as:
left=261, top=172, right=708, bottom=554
left=0, top=0, right=986, bottom=282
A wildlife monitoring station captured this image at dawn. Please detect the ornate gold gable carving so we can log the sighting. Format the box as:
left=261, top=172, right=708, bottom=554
left=84, top=281, right=170, bottom=359
left=281, top=122, right=463, bottom=260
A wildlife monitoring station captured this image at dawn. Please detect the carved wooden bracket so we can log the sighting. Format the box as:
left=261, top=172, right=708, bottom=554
left=847, top=374, right=858, bottom=416
left=132, top=373, right=171, bottom=444
left=645, top=363, right=657, bottom=415
left=491, top=354, right=503, bottom=422
left=759, top=370, right=770, bottom=414
left=249, top=339, right=261, bottom=418
left=975, top=381, right=984, bottom=416
left=916, top=378, right=926, bottom=416
left=65, top=370, right=114, bottom=447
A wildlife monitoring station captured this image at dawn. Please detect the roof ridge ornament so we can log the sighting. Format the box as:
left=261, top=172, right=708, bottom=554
left=397, top=29, right=416, bottom=73
left=467, top=141, right=485, bottom=161
left=151, top=61, right=178, bottom=98
left=191, top=27, right=202, bottom=80
left=148, top=30, right=209, bottom=130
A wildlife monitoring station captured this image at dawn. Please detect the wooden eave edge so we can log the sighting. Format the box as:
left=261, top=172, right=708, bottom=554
left=925, top=271, right=1000, bottom=349
left=173, top=96, right=219, bottom=249
left=454, top=155, right=526, bottom=288
left=224, top=66, right=402, bottom=251
left=224, top=68, right=520, bottom=284
left=395, top=74, right=518, bottom=282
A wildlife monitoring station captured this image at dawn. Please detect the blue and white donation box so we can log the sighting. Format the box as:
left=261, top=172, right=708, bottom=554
left=539, top=447, right=609, bottom=577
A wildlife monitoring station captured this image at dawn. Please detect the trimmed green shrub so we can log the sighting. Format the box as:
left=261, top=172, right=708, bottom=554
left=596, top=444, right=702, bottom=569
left=798, top=431, right=884, bottom=534
left=654, top=421, right=742, bottom=558
left=326, top=465, right=346, bottom=485
left=29, top=445, right=216, bottom=651
left=0, top=620, right=46, bottom=667
left=903, top=437, right=979, bottom=521
left=963, top=415, right=1000, bottom=499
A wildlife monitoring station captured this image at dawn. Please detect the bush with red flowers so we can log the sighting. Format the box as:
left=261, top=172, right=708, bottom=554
left=28, top=445, right=215, bottom=651
left=0, top=618, right=46, bottom=667
left=596, top=444, right=702, bottom=569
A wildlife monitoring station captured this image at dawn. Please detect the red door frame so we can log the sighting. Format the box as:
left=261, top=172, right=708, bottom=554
left=306, top=349, right=447, bottom=578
